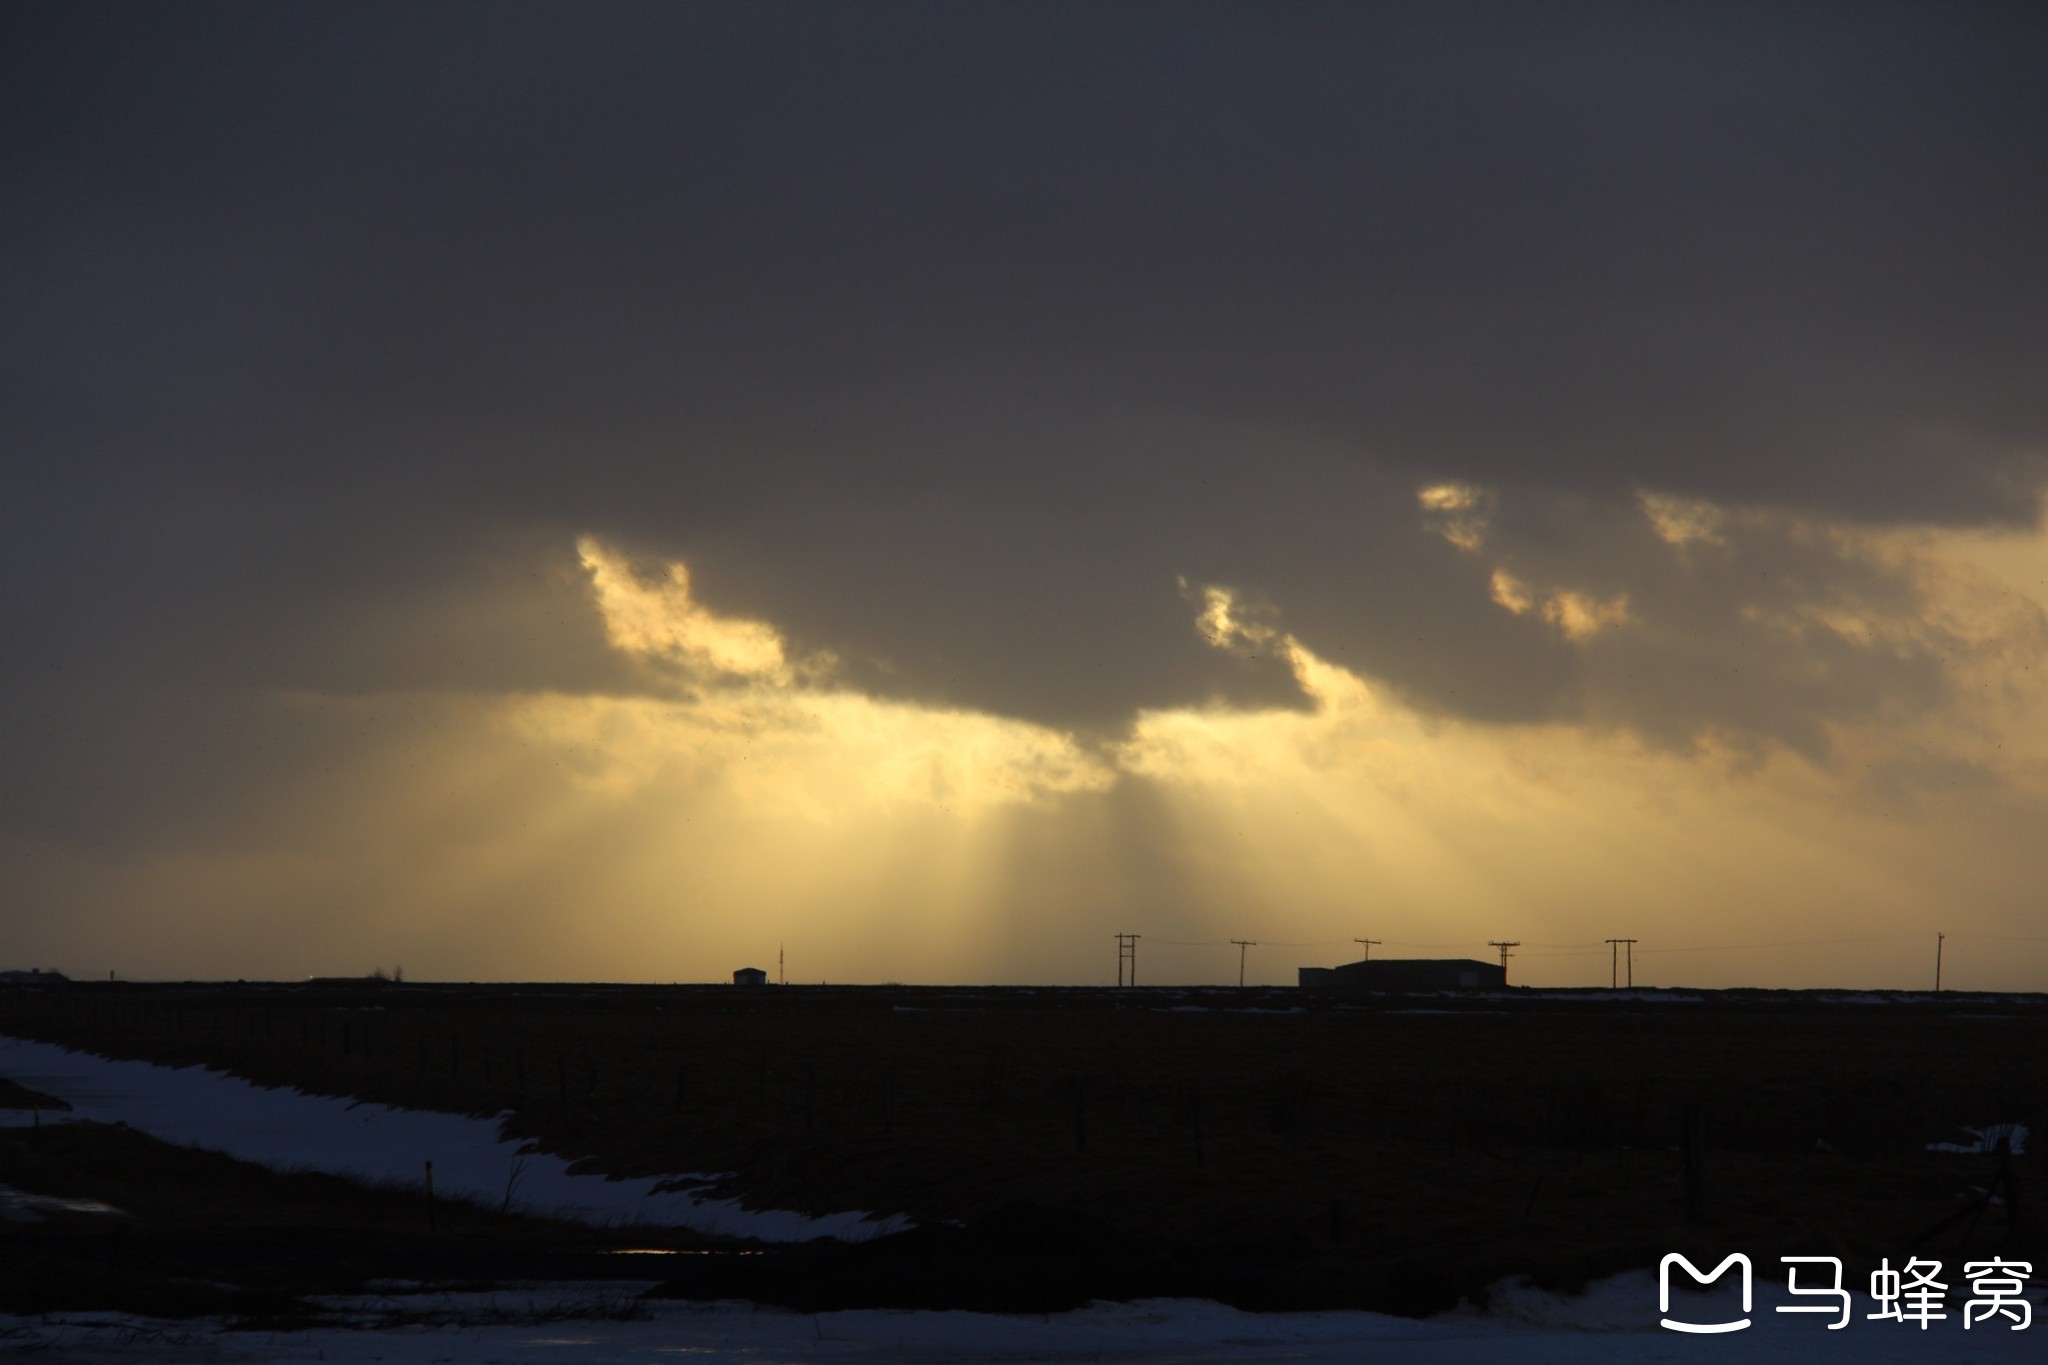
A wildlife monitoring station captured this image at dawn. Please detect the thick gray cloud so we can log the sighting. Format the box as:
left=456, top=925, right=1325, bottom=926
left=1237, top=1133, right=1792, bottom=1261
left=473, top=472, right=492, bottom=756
left=5, top=0, right=2046, bottom=788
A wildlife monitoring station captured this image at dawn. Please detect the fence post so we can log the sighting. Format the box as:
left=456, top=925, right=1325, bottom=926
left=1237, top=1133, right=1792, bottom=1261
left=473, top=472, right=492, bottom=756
left=1682, top=1102, right=1706, bottom=1222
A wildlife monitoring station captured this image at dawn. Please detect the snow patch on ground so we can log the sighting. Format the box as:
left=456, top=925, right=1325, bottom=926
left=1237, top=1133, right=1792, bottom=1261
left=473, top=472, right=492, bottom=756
left=0, top=1180, right=128, bottom=1222
left=0, top=1034, right=904, bottom=1241
left=1928, top=1122, right=2029, bottom=1155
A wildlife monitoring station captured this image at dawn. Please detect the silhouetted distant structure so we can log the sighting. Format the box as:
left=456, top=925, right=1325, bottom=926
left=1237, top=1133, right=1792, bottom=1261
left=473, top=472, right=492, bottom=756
left=733, top=967, right=769, bottom=986
left=1298, top=958, right=1504, bottom=996
left=0, top=969, right=69, bottom=986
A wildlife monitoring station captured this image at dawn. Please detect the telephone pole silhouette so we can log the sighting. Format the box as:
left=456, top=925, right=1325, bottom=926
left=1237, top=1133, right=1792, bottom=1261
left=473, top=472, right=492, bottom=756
left=1605, top=938, right=1637, bottom=988
left=1488, top=940, right=1520, bottom=983
left=1353, top=938, right=1381, bottom=961
left=1935, top=932, right=1944, bottom=992
left=1231, top=939, right=1257, bottom=988
left=1115, top=934, right=1140, bottom=987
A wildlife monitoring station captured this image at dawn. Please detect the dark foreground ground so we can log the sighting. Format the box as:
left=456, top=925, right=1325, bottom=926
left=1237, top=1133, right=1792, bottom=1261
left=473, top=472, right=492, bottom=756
left=1, top=981, right=2042, bottom=1319
left=0, top=1115, right=692, bottom=1325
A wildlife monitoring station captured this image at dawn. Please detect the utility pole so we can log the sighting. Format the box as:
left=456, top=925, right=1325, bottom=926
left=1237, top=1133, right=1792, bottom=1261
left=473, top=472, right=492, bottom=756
left=1935, top=932, right=1944, bottom=992
left=1115, top=934, right=1140, bottom=987
left=1489, top=940, right=1520, bottom=983
left=1353, top=938, right=1381, bottom=962
left=779, top=943, right=785, bottom=986
left=1606, top=938, right=1637, bottom=988
left=1231, top=940, right=1257, bottom=988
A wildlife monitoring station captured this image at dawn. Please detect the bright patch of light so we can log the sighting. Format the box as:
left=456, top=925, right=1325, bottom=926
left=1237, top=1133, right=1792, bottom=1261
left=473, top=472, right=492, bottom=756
left=1490, top=569, right=1535, bottom=615
left=578, top=537, right=805, bottom=683
left=1491, top=569, right=1626, bottom=640
left=536, top=540, right=1116, bottom=822
left=1639, top=491, right=1726, bottom=547
left=1418, top=482, right=1491, bottom=551
left=1544, top=590, right=1630, bottom=640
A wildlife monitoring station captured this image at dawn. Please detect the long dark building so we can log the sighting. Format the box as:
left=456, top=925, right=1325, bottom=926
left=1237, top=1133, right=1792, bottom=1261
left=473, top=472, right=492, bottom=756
left=1298, top=958, right=1506, bottom=996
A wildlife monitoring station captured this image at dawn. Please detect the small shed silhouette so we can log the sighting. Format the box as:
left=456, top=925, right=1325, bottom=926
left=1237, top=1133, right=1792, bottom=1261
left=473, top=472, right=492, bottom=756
left=1299, top=958, right=1504, bottom=996
left=732, top=966, right=769, bottom=986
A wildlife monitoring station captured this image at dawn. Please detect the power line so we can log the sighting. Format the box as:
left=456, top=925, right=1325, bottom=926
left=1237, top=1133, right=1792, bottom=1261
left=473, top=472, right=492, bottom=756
left=1109, top=929, right=2032, bottom=985
left=1635, top=932, right=1928, bottom=955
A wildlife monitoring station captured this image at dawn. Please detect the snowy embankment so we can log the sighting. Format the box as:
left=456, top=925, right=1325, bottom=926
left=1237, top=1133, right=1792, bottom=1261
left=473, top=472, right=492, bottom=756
left=0, top=1033, right=902, bottom=1242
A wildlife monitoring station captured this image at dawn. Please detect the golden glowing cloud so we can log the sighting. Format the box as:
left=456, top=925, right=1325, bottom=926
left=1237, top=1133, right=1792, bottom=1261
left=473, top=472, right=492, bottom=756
left=1542, top=589, right=1630, bottom=640
left=1639, top=490, right=1727, bottom=547
left=1489, top=568, right=1535, bottom=615
left=1490, top=569, right=1628, bottom=640
left=578, top=537, right=805, bottom=683
left=534, top=539, right=1115, bottom=822
left=1418, top=481, right=1492, bottom=551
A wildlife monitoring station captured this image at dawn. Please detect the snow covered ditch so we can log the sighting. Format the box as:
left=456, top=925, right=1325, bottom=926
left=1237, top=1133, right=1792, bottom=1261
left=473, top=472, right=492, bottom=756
left=0, top=1033, right=904, bottom=1241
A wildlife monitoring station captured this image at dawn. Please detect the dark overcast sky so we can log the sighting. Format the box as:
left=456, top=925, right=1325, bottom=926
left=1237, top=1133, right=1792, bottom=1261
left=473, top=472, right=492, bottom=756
left=5, top=1, right=2047, bottom=840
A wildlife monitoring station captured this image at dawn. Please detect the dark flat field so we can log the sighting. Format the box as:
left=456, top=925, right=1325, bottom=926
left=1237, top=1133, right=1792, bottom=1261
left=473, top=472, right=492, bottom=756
left=2, top=982, right=2043, bottom=1315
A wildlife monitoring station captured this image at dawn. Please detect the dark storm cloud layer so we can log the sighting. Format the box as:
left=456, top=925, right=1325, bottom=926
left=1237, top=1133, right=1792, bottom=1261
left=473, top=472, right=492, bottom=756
left=6, top=2, right=2047, bottom=772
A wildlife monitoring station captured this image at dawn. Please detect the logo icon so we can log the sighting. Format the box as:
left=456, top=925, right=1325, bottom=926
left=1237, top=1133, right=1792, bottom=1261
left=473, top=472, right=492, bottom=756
left=1660, top=1253, right=1752, bottom=1334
